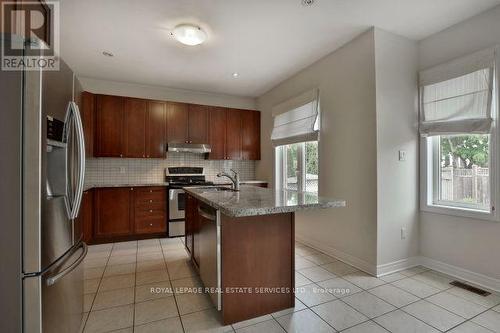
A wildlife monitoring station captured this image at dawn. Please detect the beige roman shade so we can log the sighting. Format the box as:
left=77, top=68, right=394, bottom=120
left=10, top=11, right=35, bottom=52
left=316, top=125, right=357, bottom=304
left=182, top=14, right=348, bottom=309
left=271, top=89, right=320, bottom=146
left=419, top=47, right=497, bottom=136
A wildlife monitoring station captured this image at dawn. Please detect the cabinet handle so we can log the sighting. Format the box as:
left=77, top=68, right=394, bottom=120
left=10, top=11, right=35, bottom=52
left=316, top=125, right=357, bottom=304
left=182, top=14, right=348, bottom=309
left=185, top=140, right=188, bottom=143
left=150, top=190, right=153, bottom=193
left=131, top=187, right=134, bottom=191
left=149, top=199, right=153, bottom=203
left=120, top=154, right=123, bottom=158
left=149, top=223, right=153, bottom=226
left=143, top=154, right=145, bottom=158
left=147, top=155, right=149, bottom=158
left=149, top=210, right=153, bottom=213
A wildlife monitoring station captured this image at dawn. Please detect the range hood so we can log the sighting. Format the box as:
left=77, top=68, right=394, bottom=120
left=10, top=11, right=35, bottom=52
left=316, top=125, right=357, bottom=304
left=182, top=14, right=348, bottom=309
left=167, top=143, right=211, bottom=154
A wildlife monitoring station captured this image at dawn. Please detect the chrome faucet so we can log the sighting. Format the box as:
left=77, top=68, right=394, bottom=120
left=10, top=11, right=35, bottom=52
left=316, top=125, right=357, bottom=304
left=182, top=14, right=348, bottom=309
left=217, top=169, right=240, bottom=191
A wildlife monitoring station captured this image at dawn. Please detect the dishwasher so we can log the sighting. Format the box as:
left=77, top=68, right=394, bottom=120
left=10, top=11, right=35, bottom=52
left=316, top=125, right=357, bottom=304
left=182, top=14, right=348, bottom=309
left=197, top=204, right=221, bottom=310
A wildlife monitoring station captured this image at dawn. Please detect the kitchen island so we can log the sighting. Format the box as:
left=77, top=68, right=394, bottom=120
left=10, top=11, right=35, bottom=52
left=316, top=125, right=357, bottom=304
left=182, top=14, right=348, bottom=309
left=183, top=185, right=345, bottom=324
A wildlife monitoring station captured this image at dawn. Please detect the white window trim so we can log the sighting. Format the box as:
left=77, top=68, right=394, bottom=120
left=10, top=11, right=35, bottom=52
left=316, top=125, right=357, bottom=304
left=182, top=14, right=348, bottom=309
left=419, top=51, right=500, bottom=222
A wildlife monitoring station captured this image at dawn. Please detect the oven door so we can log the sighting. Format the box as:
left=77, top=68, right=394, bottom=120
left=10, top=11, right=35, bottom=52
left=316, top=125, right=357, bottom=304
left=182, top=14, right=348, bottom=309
left=168, top=188, right=185, bottom=220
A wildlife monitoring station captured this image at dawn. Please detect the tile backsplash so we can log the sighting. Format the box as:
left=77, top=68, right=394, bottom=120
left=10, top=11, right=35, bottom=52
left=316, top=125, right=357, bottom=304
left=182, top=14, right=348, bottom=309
left=85, top=152, right=256, bottom=186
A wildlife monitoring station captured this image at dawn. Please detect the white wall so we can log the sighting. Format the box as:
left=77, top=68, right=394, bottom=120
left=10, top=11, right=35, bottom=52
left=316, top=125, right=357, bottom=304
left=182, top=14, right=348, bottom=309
left=374, top=29, right=420, bottom=267
left=78, top=76, right=257, bottom=110
left=418, top=5, right=500, bottom=279
left=258, top=29, right=379, bottom=272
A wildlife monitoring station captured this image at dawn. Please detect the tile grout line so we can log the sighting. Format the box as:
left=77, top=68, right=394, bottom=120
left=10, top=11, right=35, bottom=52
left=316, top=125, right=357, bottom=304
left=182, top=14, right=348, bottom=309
left=131, top=240, right=138, bottom=332
left=160, top=239, right=187, bottom=333
left=82, top=243, right=114, bottom=333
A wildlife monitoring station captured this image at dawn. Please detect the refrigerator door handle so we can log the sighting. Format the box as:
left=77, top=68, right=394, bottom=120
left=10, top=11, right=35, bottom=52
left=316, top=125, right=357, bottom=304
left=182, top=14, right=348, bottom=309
left=70, top=102, right=86, bottom=219
left=64, top=101, right=86, bottom=220
left=46, top=242, right=87, bottom=286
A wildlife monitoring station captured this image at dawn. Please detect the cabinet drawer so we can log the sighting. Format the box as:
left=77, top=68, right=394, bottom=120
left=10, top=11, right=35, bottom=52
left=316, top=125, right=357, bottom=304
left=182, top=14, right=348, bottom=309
left=134, top=187, right=166, bottom=200
left=135, top=208, right=166, bottom=218
left=135, top=201, right=166, bottom=210
left=135, top=216, right=166, bottom=234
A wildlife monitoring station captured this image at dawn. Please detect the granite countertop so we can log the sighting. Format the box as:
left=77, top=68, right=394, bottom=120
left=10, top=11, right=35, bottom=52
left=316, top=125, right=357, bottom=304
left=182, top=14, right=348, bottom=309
left=83, top=180, right=268, bottom=191
left=184, top=185, right=346, bottom=217
left=83, top=183, right=170, bottom=191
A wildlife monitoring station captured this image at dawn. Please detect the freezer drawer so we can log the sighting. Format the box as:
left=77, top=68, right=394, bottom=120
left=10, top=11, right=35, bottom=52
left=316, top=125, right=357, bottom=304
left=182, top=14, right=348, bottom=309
left=24, top=242, right=87, bottom=333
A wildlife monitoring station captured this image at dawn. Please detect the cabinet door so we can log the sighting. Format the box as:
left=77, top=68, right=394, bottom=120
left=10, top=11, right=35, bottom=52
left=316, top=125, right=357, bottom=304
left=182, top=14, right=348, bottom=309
left=81, top=190, right=94, bottom=243
left=124, top=98, right=147, bottom=158
left=188, top=104, right=209, bottom=144
left=95, top=95, right=124, bottom=157
left=94, top=187, right=132, bottom=238
left=81, top=92, right=94, bottom=157
left=167, top=102, right=189, bottom=143
left=208, top=107, right=226, bottom=160
left=241, top=110, right=260, bottom=160
left=226, top=109, right=242, bottom=160
left=147, top=101, right=166, bottom=158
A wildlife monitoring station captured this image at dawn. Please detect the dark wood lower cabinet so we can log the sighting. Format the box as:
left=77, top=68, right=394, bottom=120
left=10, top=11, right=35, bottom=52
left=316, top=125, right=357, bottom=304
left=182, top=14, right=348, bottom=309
left=79, top=190, right=94, bottom=243
left=94, top=187, right=133, bottom=239
left=88, top=186, right=167, bottom=244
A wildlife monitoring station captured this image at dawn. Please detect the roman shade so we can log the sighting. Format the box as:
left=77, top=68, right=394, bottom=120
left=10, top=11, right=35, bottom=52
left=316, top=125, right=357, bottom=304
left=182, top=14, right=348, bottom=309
left=419, top=47, right=497, bottom=136
left=271, top=89, right=319, bottom=146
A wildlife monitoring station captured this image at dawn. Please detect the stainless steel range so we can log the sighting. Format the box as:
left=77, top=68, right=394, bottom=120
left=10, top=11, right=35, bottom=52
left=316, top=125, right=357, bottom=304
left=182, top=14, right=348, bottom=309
left=166, top=167, right=213, bottom=237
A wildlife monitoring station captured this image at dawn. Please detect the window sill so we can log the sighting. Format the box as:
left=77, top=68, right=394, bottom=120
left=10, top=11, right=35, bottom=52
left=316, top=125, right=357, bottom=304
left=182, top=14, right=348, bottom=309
left=420, top=203, right=499, bottom=222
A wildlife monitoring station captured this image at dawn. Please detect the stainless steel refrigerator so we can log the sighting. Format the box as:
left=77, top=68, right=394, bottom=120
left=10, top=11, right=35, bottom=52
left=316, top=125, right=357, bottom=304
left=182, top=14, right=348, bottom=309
left=0, top=37, right=87, bottom=332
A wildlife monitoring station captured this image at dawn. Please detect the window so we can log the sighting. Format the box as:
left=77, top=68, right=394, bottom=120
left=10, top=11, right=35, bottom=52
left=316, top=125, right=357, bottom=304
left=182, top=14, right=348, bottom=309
left=276, top=141, right=319, bottom=193
left=420, top=47, right=498, bottom=220
left=427, top=134, right=490, bottom=211
left=271, top=89, right=320, bottom=193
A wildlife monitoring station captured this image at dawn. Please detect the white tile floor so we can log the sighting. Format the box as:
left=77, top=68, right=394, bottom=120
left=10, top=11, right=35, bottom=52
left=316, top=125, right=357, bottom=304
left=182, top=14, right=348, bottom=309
left=81, top=238, right=500, bottom=333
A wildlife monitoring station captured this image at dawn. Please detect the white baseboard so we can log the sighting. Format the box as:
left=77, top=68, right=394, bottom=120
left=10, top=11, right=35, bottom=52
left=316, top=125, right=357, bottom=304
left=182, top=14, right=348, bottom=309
left=420, top=256, right=500, bottom=293
left=376, top=257, right=421, bottom=276
left=295, top=235, right=377, bottom=275
left=296, top=236, right=500, bottom=293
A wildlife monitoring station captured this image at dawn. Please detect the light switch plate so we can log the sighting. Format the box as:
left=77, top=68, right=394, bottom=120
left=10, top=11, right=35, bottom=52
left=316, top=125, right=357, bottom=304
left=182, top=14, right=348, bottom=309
left=398, top=150, right=407, bottom=161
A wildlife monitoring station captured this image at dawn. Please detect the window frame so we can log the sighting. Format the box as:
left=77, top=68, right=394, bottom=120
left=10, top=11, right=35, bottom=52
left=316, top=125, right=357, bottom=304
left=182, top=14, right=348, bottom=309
left=420, top=62, right=500, bottom=222
left=275, top=141, right=319, bottom=193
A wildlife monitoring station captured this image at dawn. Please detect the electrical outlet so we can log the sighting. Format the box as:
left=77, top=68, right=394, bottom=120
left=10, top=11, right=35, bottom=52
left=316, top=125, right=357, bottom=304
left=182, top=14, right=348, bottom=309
left=119, top=166, right=126, bottom=174
left=398, top=150, right=407, bottom=161
left=401, top=227, right=407, bottom=240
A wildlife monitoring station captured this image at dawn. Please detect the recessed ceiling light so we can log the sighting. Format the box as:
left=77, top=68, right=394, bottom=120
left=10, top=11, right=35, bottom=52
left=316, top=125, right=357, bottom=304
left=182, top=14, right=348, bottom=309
left=302, top=0, right=314, bottom=6
left=172, top=24, right=207, bottom=46
left=232, top=72, right=239, bottom=78
left=102, top=51, right=114, bottom=57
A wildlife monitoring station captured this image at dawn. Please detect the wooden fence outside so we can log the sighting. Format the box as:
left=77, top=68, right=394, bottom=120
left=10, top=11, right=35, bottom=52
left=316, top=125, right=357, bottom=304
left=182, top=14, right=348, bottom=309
left=440, top=166, right=489, bottom=205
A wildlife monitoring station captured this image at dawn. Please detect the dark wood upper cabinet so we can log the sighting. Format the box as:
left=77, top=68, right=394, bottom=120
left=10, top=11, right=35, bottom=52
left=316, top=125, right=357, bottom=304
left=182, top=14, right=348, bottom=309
left=188, top=104, right=209, bottom=144
left=94, top=187, right=133, bottom=239
left=92, top=93, right=260, bottom=160
left=241, top=110, right=260, bottom=160
left=147, top=101, right=166, bottom=158
left=81, top=92, right=94, bottom=157
left=124, top=98, right=147, bottom=158
left=226, top=109, right=243, bottom=160
left=167, top=102, right=189, bottom=143
left=95, top=94, right=124, bottom=157
left=208, top=107, right=227, bottom=160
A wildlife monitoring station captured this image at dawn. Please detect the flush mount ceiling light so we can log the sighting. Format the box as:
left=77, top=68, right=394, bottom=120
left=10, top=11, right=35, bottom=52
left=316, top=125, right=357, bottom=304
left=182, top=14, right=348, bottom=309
left=172, top=24, right=207, bottom=46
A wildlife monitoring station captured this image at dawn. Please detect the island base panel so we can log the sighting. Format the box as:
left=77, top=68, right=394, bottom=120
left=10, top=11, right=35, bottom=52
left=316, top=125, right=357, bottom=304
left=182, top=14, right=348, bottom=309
left=221, top=212, right=295, bottom=325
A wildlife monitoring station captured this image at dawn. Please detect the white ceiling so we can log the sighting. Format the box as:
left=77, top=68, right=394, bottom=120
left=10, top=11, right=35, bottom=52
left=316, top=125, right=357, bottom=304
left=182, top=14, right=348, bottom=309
left=60, top=0, right=500, bottom=97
